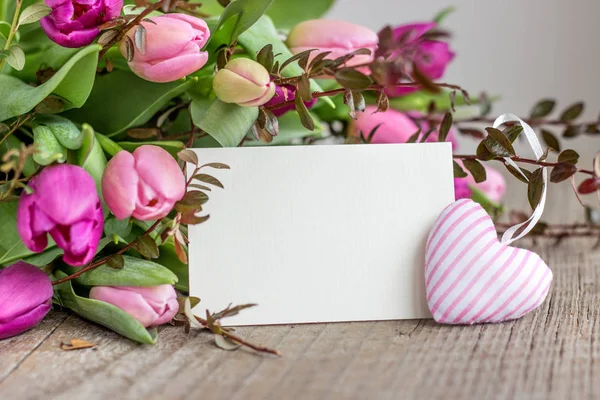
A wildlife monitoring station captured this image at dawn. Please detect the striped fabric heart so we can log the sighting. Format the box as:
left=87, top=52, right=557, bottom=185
left=425, top=199, right=552, bottom=325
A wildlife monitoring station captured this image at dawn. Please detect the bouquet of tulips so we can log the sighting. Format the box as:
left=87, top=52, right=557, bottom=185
left=1, top=0, right=598, bottom=350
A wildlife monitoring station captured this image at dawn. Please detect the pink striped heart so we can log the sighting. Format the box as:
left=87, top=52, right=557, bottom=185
left=425, top=199, right=552, bottom=325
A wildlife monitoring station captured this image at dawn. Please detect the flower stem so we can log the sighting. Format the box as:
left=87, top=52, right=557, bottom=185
left=51, top=219, right=162, bottom=286
left=0, top=0, right=23, bottom=71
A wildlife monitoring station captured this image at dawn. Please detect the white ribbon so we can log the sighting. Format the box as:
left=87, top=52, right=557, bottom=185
left=492, top=113, right=547, bottom=245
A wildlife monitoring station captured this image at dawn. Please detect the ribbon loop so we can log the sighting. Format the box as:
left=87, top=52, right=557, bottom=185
left=492, top=113, right=548, bottom=245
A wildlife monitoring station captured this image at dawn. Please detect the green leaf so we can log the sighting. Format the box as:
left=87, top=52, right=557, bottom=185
left=462, top=159, right=487, bottom=183
left=0, top=201, right=55, bottom=266
left=76, top=124, right=107, bottom=200
left=6, top=45, right=25, bottom=71
left=469, top=186, right=503, bottom=218
left=133, top=235, right=160, bottom=259
left=18, top=4, right=51, bottom=26
left=0, top=44, right=100, bottom=122
left=437, top=112, right=453, bottom=142
left=62, top=255, right=178, bottom=287
left=52, top=271, right=158, bottom=344
left=117, top=140, right=184, bottom=159
left=557, top=149, right=579, bottom=164
left=527, top=168, right=545, bottom=209
left=64, top=70, right=197, bottom=136
left=36, top=114, right=83, bottom=150
left=453, top=160, right=468, bottom=178
left=192, top=98, right=258, bottom=147
left=95, top=133, right=123, bottom=158
left=206, top=0, right=274, bottom=50
left=550, top=163, right=577, bottom=183
left=21, top=247, right=64, bottom=267
left=559, top=102, right=584, bottom=122
left=156, top=237, right=189, bottom=292
left=529, top=99, right=555, bottom=119
left=266, top=0, right=334, bottom=29
left=541, top=129, right=560, bottom=152
left=295, top=94, right=314, bottom=130
left=388, top=90, right=491, bottom=113
left=32, top=125, right=67, bottom=165
left=104, top=216, right=132, bottom=238
left=237, top=15, right=333, bottom=108
left=335, top=68, right=372, bottom=90
left=504, top=163, right=531, bottom=184
left=483, top=127, right=516, bottom=157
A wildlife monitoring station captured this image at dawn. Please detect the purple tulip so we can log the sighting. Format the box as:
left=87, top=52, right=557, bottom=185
left=382, top=22, right=455, bottom=97
left=0, top=262, right=53, bottom=340
left=89, top=285, right=179, bottom=327
left=17, top=164, right=104, bottom=267
left=454, top=178, right=472, bottom=200
left=264, top=84, right=317, bottom=117
left=41, top=0, right=124, bottom=48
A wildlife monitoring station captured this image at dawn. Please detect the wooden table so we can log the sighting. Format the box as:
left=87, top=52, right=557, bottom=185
left=1, top=181, right=600, bottom=399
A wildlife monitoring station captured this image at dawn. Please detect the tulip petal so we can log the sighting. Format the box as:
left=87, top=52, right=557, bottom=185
left=287, top=20, right=379, bottom=53
left=133, top=145, right=186, bottom=210
left=0, top=263, right=53, bottom=323
left=40, top=17, right=99, bottom=48
left=127, top=49, right=209, bottom=83
left=239, top=83, right=276, bottom=107
left=353, top=106, right=420, bottom=144
left=0, top=302, right=51, bottom=340
left=162, top=13, right=210, bottom=40
left=392, top=22, right=436, bottom=43
left=89, top=286, right=160, bottom=327
left=35, top=164, right=99, bottom=226
left=102, top=150, right=138, bottom=220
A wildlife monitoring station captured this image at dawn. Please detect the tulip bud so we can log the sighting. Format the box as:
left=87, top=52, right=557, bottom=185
left=120, top=14, right=210, bottom=83
left=17, top=164, right=104, bottom=266
left=101, top=145, right=186, bottom=221
left=0, top=262, right=53, bottom=340
left=41, top=0, right=124, bottom=48
left=287, top=20, right=378, bottom=67
left=213, top=58, right=276, bottom=107
left=89, top=285, right=179, bottom=327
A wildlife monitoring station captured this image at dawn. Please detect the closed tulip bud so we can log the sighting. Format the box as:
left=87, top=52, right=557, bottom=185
left=213, top=58, right=276, bottom=107
left=287, top=20, right=378, bottom=67
left=89, top=285, right=179, bottom=327
left=41, top=0, right=124, bottom=48
left=102, top=145, right=186, bottom=221
left=352, top=106, right=457, bottom=147
left=0, top=262, right=53, bottom=340
left=17, top=165, right=104, bottom=267
left=120, top=14, right=210, bottom=83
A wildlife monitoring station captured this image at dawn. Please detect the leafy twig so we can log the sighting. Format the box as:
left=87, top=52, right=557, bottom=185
left=453, top=154, right=595, bottom=177
left=0, top=0, right=22, bottom=70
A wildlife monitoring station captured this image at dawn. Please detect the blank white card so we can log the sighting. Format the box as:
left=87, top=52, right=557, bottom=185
left=189, top=143, right=454, bottom=325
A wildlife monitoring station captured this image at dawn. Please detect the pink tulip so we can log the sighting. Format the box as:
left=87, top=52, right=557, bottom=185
left=456, top=161, right=506, bottom=203
left=120, top=14, right=210, bottom=83
left=102, top=145, right=185, bottom=221
left=89, top=285, right=179, bottom=327
left=287, top=20, right=378, bottom=67
left=382, top=22, right=455, bottom=97
left=41, top=0, right=123, bottom=48
left=352, top=106, right=457, bottom=147
left=17, top=165, right=103, bottom=266
left=0, top=262, right=53, bottom=340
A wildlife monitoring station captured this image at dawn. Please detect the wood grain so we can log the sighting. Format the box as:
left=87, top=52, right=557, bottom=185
left=1, top=182, right=599, bottom=399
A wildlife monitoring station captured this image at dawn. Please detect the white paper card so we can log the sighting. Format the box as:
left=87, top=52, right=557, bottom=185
left=189, top=143, right=454, bottom=325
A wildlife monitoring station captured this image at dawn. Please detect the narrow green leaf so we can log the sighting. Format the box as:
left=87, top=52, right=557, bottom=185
left=483, top=127, right=516, bottom=157
left=453, top=160, right=468, bottom=178
left=559, top=102, right=584, bottom=121
left=438, top=112, right=453, bottom=142
left=541, top=129, right=560, bottom=152
left=295, top=94, right=314, bottom=130
left=557, top=149, right=579, bottom=164
left=18, top=4, right=51, bottom=26
left=529, top=99, right=555, bottom=119
left=6, top=45, right=25, bottom=71
left=334, top=68, right=372, bottom=90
